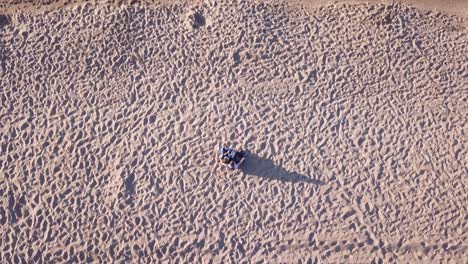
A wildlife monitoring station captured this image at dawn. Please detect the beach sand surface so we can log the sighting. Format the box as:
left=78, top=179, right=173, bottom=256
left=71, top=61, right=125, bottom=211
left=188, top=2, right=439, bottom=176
left=0, top=0, right=467, bottom=262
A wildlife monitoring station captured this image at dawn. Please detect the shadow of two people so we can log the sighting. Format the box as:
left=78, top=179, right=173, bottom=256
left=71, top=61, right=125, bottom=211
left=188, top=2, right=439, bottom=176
left=241, top=153, right=325, bottom=185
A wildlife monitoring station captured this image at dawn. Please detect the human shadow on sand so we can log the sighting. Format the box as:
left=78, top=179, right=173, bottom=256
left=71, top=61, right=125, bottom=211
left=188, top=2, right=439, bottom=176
left=241, top=153, right=325, bottom=185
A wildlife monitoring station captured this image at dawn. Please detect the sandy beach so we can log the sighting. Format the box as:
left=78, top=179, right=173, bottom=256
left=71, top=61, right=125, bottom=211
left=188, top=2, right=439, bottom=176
left=0, top=0, right=467, bottom=262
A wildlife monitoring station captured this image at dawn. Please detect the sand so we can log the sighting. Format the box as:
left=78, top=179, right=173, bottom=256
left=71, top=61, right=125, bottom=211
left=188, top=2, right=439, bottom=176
left=0, top=0, right=467, bottom=262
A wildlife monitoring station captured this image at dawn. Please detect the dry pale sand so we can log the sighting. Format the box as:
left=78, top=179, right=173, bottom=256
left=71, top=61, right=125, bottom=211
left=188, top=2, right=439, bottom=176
left=0, top=0, right=467, bottom=263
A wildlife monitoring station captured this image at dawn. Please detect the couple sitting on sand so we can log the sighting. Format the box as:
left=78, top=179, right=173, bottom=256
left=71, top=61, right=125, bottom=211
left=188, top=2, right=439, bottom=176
left=218, top=146, right=246, bottom=170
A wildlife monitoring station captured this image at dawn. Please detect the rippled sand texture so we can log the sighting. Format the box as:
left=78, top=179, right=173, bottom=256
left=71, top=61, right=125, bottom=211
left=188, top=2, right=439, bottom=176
left=0, top=1, right=467, bottom=262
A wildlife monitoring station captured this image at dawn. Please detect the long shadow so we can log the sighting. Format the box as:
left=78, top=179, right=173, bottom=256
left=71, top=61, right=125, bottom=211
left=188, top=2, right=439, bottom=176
left=241, top=153, right=325, bottom=185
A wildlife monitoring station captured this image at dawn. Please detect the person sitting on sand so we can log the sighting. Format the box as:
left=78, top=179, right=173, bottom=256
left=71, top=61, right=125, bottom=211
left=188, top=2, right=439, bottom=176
left=218, top=146, right=246, bottom=170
